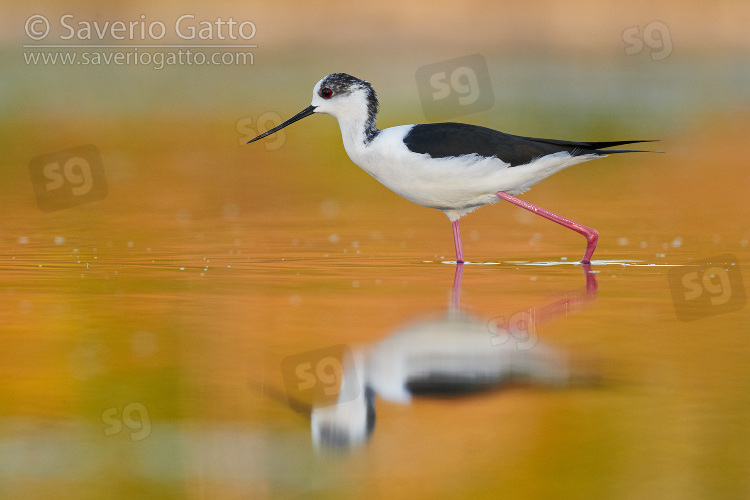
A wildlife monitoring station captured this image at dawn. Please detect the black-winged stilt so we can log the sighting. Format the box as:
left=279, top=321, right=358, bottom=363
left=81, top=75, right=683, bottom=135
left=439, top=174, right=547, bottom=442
left=247, top=73, right=655, bottom=263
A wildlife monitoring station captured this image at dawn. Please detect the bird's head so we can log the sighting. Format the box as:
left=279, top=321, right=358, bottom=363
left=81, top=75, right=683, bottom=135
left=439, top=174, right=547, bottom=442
left=247, top=73, right=378, bottom=144
left=310, top=73, right=378, bottom=120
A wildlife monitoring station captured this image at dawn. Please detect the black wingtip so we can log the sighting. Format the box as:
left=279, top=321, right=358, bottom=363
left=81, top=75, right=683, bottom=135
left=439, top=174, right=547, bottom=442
left=589, top=140, right=662, bottom=154
left=601, top=149, right=664, bottom=154
left=589, top=139, right=658, bottom=149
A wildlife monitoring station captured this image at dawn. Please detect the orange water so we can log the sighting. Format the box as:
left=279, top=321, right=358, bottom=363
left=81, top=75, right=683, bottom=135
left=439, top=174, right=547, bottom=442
left=1, top=110, right=749, bottom=499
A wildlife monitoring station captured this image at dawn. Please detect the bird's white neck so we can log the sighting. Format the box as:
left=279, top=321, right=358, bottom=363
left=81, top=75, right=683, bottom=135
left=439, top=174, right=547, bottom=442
left=329, top=102, right=380, bottom=158
left=340, top=118, right=377, bottom=155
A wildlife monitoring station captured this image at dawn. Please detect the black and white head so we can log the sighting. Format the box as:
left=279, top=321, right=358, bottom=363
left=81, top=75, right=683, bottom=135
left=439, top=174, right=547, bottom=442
left=311, top=73, right=378, bottom=123
left=247, top=73, right=379, bottom=144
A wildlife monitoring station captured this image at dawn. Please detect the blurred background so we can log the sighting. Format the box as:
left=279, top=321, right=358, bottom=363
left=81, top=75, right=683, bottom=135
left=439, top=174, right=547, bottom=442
left=1, top=0, right=749, bottom=499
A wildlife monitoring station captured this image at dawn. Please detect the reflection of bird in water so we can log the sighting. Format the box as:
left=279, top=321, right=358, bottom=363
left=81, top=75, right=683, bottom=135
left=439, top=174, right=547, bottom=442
left=263, top=264, right=598, bottom=451
left=313, top=264, right=599, bottom=450
left=311, top=311, right=571, bottom=450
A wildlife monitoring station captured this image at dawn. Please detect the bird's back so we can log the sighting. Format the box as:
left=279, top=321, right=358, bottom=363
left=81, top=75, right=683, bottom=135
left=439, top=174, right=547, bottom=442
left=403, top=122, right=653, bottom=167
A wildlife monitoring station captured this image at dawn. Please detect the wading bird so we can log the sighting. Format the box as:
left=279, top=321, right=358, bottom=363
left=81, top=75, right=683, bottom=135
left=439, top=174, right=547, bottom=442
left=248, top=73, right=654, bottom=263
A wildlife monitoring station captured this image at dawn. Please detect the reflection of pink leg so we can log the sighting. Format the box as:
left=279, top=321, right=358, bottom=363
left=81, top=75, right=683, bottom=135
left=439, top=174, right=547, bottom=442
left=496, top=191, right=598, bottom=264
left=451, top=262, right=464, bottom=310
left=581, top=263, right=598, bottom=293
left=451, top=219, right=465, bottom=263
left=533, top=263, right=599, bottom=324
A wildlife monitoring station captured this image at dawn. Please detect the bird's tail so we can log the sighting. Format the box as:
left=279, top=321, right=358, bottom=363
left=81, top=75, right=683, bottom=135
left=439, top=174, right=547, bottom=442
left=581, top=139, right=660, bottom=154
left=520, top=137, right=660, bottom=154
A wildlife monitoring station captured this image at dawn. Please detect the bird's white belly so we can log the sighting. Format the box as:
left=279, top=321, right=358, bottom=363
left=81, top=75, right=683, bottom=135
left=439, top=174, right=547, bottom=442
left=343, top=125, right=602, bottom=217
left=369, top=154, right=507, bottom=210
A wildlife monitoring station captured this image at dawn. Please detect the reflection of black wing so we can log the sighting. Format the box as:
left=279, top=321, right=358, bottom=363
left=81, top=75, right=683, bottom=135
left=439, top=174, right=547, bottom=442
left=403, top=123, right=656, bottom=167
left=364, top=386, right=376, bottom=437
left=405, top=371, right=528, bottom=397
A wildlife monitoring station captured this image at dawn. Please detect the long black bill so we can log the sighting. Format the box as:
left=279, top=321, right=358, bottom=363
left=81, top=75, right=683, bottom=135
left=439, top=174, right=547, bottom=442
left=247, top=105, right=317, bottom=144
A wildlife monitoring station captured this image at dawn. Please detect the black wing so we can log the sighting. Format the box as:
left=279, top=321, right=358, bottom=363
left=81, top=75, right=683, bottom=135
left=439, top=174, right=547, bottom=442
left=402, top=123, right=657, bottom=167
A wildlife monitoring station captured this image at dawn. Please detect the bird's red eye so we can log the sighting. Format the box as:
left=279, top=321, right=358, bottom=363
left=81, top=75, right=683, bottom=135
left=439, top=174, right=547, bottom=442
left=321, top=88, right=333, bottom=98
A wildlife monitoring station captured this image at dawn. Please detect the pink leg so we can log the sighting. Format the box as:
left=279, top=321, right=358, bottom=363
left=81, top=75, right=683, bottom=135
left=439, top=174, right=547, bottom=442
left=451, top=219, right=464, bottom=263
left=496, top=191, right=598, bottom=264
